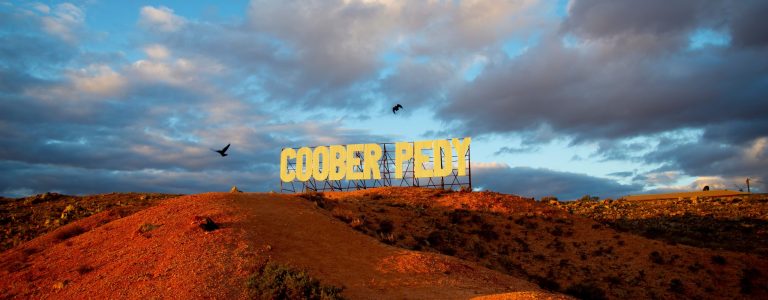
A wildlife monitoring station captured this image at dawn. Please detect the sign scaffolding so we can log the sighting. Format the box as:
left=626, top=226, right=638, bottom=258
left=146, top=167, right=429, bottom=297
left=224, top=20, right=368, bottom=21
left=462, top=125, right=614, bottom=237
left=279, top=142, right=471, bottom=193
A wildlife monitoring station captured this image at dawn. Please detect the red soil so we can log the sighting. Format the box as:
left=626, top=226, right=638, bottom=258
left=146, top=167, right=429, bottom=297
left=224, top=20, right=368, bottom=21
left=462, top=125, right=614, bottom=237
left=0, top=192, right=568, bottom=299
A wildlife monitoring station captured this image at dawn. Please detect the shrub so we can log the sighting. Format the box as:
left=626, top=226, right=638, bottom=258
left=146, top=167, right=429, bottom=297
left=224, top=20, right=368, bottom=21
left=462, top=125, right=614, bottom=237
left=472, top=242, right=489, bottom=258
left=54, top=225, right=86, bottom=241
left=378, top=232, right=396, bottom=244
left=349, top=218, right=364, bottom=229
left=668, top=279, right=684, bottom=294
left=550, top=226, right=564, bottom=237
left=299, top=192, right=327, bottom=208
left=740, top=268, right=761, bottom=294
left=711, top=255, right=727, bottom=265
left=247, top=261, right=344, bottom=300
left=138, top=223, right=158, bottom=233
left=76, top=264, right=93, bottom=275
left=530, top=274, right=561, bottom=291
left=649, top=251, right=664, bottom=264
left=497, top=256, right=524, bottom=274
left=330, top=208, right=355, bottom=223
left=448, top=209, right=471, bottom=224
left=564, top=282, right=607, bottom=300
left=541, top=196, right=558, bottom=202
left=378, top=220, right=394, bottom=234
left=475, top=223, right=499, bottom=241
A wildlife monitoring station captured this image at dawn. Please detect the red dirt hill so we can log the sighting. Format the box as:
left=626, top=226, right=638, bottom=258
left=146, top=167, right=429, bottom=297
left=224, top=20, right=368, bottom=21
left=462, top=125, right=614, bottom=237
left=0, top=191, right=567, bottom=299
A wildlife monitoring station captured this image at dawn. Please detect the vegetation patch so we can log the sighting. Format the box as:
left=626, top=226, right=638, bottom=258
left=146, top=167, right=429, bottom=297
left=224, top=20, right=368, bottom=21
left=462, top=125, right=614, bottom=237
left=247, top=261, right=344, bottom=300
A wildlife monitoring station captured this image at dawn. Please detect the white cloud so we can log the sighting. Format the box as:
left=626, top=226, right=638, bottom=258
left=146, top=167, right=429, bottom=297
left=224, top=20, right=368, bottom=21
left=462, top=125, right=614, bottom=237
left=71, top=65, right=126, bottom=96
left=41, top=3, right=85, bottom=43
left=139, top=6, right=186, bottom=32
left=32, top=2, right=49, bottom=14
left=144, top=44, right=171, bottom=60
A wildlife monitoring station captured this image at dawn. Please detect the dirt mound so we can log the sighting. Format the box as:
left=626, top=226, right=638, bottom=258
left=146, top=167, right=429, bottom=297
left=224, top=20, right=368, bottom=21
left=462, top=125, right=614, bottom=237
left=0, top=191, right=567, bottom=299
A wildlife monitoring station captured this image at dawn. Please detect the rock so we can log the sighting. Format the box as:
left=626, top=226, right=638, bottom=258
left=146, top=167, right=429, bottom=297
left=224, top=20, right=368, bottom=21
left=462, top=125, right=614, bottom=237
left=230, top=186, right=242, bottom=193
left=52, top=280, right=70, bottom=289
left=193, top=216, right=219, bottom=232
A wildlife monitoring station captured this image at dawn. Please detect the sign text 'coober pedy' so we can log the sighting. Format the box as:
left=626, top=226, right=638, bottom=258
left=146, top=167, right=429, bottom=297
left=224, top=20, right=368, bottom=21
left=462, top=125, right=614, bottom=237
left=280, top=138, right=471, bottom=182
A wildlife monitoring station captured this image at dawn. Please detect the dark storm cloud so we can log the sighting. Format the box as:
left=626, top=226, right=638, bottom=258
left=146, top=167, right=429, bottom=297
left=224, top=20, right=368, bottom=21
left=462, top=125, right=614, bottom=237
left=0, top=160, right=280, bottom=197
left=563, top=0, right=725, bottom=39
left=643, top=137, right=768, bottom=181
left=441, top=37, right=768, bottom=142
left=439, top=0, right=768, bottom=187
left=729, top=0, right=768, bottom=48
left=473, top=163, right=642, bottom=200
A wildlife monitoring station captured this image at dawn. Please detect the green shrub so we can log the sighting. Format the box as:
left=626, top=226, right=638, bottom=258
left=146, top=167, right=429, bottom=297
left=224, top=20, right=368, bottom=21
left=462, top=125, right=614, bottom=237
left=247, top=262, right=344, bottom=300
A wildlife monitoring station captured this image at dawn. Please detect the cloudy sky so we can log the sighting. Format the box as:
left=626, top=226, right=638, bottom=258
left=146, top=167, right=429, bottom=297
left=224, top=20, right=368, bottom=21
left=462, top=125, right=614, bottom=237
left=1, top=0, right=766, bottom=199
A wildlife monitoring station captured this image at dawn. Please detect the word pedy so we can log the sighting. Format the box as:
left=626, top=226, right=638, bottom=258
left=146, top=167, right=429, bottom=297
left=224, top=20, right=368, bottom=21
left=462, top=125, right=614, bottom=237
left=280, top=138, right=471, bottom=182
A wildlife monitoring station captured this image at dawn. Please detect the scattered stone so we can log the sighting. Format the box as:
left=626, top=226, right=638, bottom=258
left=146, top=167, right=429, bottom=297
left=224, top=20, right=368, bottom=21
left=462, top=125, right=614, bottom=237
left=52, top=279, right=70, bottom=289
left=193, top=216, right=219, bottom=232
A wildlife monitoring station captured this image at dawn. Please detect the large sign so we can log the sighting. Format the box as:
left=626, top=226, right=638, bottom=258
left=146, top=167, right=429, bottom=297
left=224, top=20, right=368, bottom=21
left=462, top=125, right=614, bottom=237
left=279, top=137, right=472, bottom=192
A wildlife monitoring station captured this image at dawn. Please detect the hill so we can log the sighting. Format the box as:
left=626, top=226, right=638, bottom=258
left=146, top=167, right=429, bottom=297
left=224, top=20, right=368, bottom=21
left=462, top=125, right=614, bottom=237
left=317, top=188, right=768, bottom=299
left=0, top=191, right=567, bottom=299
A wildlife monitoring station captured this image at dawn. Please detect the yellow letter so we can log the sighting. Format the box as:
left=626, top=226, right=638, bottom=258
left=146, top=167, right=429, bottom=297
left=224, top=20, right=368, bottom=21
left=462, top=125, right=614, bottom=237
left=414, top=140, right=434, bottom=178
left=329, top=145, right=346, bottom=180
left=280, top=148, right=296, bottom=182
left=295, top=147, right=313, bottom=181
left=363, top=143, right=382, bottom=180
left=433, top=139, right=452, bottom=177
left=346, top=144, right=364, bottom=180
left=312, top=146, right=329, bottom=181
left=395, top=142, right=412, bottom=179
left=452, top=137, right=471, bottom=176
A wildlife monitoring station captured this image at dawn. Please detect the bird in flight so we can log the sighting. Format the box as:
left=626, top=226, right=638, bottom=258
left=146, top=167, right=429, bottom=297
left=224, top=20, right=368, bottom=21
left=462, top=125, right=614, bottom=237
left=392, top=104, right=403, bottom=114
left=213, top=143, right=230, bottom=157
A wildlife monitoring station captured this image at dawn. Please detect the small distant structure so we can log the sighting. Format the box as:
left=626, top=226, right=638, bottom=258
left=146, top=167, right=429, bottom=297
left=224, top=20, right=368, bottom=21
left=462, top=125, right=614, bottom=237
left=703, top=185, right=710, bottom=191
left=230, top=185, right=242, bottom=193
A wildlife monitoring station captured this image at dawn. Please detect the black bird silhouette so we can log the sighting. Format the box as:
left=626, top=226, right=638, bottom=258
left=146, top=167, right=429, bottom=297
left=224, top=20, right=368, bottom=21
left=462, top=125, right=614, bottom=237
left=213, top=143, right=230, bottom=157
left=392, top=104, right=403, bottom=114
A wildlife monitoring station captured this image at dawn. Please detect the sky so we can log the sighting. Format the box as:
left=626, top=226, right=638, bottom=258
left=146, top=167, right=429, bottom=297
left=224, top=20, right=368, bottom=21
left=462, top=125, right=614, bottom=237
left=1, top=0, right=766, bottom=200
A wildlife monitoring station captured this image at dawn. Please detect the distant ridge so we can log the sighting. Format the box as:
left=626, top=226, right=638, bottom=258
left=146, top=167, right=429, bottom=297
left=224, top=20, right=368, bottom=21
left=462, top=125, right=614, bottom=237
left=624, top=190, right=751, bottom=201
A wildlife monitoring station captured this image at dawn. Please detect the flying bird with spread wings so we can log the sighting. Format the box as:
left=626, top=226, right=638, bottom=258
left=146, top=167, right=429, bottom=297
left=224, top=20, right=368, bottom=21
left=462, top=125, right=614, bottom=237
left=213, top=143, right=230, bottom=157
left=392, top=104, right=403, bottom=114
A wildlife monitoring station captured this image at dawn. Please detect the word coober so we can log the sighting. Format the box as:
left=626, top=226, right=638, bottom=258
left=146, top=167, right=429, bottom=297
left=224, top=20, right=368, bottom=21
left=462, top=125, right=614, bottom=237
left=280, top=138, right=471, bottom=182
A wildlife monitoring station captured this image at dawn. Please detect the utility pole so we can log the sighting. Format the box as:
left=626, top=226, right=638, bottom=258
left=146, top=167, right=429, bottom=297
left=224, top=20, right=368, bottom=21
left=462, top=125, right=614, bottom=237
left=747, top=178, right=751, bottom=193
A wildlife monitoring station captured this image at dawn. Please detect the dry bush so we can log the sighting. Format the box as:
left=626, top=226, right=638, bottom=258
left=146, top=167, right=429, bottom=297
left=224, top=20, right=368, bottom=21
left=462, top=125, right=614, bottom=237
left=53, top=225, right=86, bottom=241
left=330, top=208, right=356, bottom=223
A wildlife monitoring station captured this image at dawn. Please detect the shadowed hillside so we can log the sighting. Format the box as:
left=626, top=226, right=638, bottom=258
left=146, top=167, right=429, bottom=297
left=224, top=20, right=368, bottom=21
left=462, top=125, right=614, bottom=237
left=314, top=187, right=768, bottom=299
